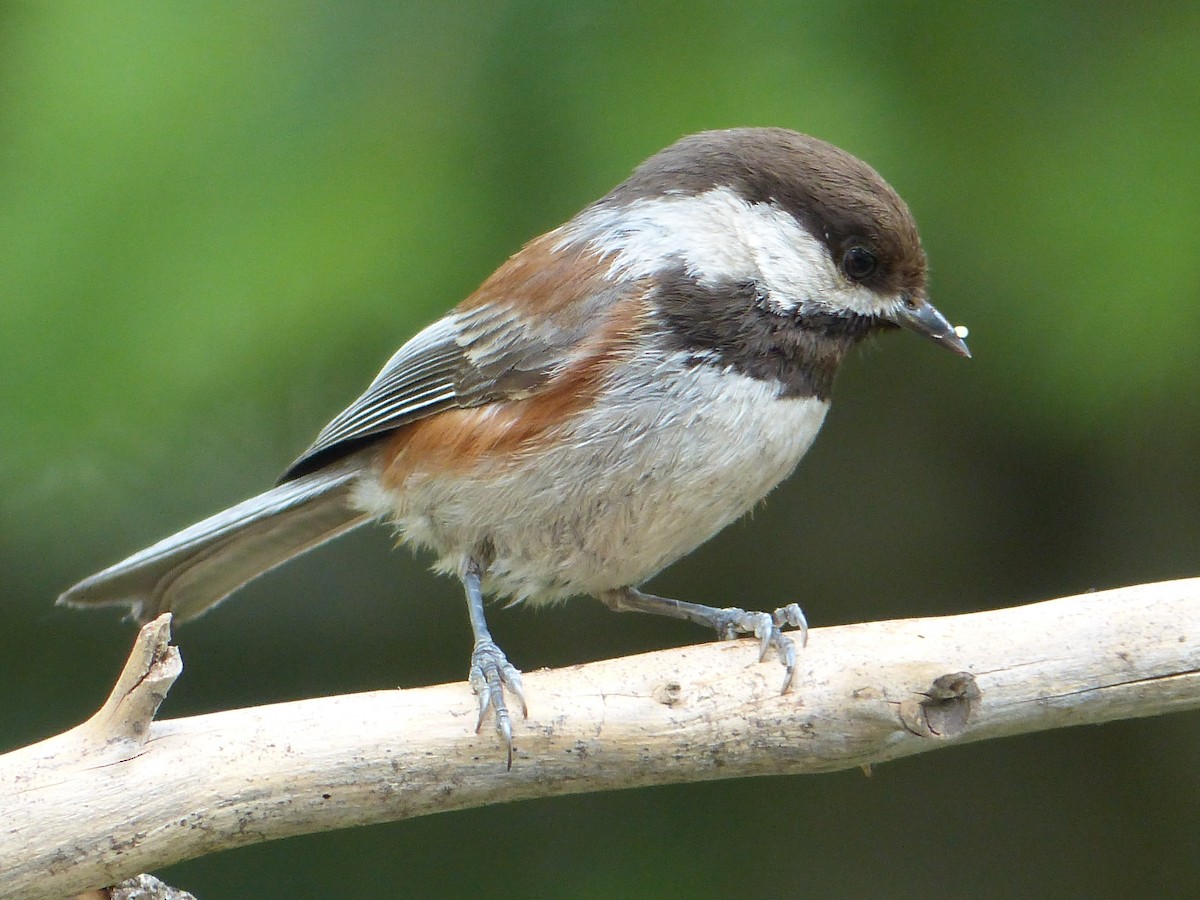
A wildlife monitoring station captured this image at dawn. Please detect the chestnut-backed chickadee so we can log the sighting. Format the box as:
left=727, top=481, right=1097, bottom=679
left=61, top=127, right=969, bottom=765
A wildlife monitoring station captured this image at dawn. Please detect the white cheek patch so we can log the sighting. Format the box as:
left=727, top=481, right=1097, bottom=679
left=561, top=187, right=891, bottom=317
left=731, top=198, right=886, bottom=317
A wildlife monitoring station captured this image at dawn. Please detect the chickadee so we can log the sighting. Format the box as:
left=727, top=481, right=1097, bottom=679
left=61, top=127, right=969, bottom=765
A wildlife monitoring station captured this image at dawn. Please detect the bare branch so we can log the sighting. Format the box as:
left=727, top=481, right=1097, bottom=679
left=4, top=578, right=1199, bottom=899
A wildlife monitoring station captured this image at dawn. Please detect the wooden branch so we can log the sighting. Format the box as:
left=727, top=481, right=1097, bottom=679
left=5, top=578, right=1199, bottom=899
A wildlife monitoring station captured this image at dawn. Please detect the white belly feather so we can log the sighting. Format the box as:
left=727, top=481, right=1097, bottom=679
left=353, top=358, right=829, bottom=603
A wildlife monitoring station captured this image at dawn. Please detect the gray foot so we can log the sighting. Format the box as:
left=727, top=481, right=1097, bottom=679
left=709, top=603, right=808, bottom=693
left=468, top=638, right=528, bottom=769
left=599, top=588, right=808, bottom=693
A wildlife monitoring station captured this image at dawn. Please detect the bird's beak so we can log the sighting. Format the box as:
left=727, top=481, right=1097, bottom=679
left=888, top=295, right=971, bottom=358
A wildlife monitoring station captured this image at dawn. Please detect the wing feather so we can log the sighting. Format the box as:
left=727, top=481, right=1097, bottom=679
left=280, top=304, right=577, bottom=480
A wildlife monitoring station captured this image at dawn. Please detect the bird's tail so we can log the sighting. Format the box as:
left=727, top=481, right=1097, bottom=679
left=58, top=468, right=372, bottom=624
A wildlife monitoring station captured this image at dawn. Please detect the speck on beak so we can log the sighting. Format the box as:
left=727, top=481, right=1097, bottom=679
left=890, top=296, right=972, bottom=358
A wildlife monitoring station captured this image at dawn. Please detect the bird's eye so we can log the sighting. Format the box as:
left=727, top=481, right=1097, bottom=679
left=842, top=246, right=878, bottom=282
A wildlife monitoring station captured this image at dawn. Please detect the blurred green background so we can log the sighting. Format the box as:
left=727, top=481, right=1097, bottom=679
left=3, top=2, right=1199, bottom=897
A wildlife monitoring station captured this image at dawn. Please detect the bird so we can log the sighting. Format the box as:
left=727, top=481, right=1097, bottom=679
left=60, top=127, right=969, bottom=766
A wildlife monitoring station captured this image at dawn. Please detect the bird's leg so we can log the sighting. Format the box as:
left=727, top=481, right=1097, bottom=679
left=598, top=587, right=808, bottom=693
left=463, top=558, right=527, bottom=769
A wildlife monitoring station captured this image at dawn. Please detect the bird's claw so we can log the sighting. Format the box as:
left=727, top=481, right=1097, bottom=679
left=712, top=603, right=808, bottom=694
left=468, top=638, right=527, bottom=769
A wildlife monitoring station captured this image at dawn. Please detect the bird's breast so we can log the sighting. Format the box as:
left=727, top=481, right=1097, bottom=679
left=353, top=356, right=830, bottom=601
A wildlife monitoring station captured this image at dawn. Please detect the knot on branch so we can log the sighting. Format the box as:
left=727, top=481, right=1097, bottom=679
left=899, top=671, right=981, bottom=739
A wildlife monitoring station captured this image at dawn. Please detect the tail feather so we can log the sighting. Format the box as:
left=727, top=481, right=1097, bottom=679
left=58, top=469, right=372, bottom=624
